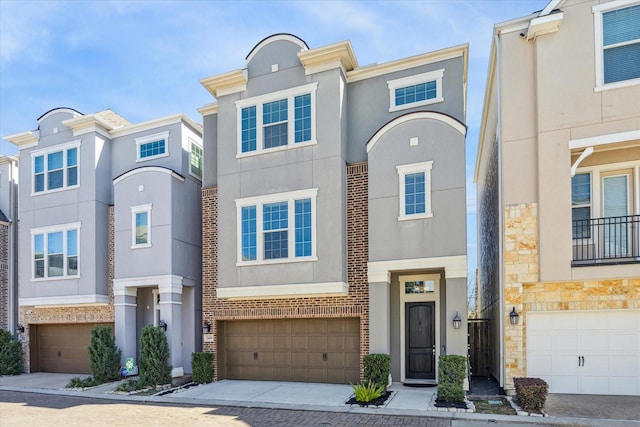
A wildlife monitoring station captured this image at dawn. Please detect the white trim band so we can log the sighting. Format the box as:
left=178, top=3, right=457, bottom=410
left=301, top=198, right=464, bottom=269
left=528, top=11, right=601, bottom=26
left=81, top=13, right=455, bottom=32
left=217, top=281, right=349, bottom=299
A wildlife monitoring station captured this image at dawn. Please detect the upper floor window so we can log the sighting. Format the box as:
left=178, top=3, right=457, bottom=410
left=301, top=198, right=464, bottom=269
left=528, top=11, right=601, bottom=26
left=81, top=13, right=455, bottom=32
left=235, top=188, right=318, bottom=265
left=136, top=131, right=169, bottom=162
left=397, top=161, right=433, bottom=221
left=571, top=172, right=591, bottom=239
left=190, top=138, right=203, bottom=179
left=131, top=204, right=152, bottom=248
left=236, top=83, right=317, bottom=157
left=387, top=69, right=444, bottom=112
left=32, top=141, right=80, bottom=195
left=32, top=223, right=80, bottom=280
left=594, top=2, right=640, bottom=89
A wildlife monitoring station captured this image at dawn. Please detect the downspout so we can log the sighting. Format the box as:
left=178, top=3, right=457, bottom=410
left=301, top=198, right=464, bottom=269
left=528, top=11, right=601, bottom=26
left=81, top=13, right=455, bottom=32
left=9, top=159, right=18, bottom=337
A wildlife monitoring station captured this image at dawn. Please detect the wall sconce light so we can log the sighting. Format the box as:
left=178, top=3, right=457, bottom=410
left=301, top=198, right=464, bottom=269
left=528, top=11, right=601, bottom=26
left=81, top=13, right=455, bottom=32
left=16, top=324, right=25, bottom=334
left=202, top=321, right=211, bottom=335
left=158, top=320, right=167, bottom=332
left=452, top=312, right=462, bottom=329
left=509, top=307, right=520, bottom=325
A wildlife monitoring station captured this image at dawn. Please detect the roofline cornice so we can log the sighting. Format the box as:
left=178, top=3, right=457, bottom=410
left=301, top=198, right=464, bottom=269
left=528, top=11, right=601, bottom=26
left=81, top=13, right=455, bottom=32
left=62, top=114, right=118, bottom=136
left=200, top=69, right=248, bottom=99
left=198, top=102, right=218, bottom=117
left=4, top=131, right=39, bottom=148
left=298, top=40, right=358, bottom=76
left=109, top=113, right=202, bottom=138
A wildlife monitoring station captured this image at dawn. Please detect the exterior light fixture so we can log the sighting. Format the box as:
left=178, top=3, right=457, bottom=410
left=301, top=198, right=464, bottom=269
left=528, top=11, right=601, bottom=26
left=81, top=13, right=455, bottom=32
left=509, top=307, right=520, bottom=325
left=202, top=321, right=211, bottom=335
left=158, top=320, right=168, bottom=332
left=16, top=324, right=25, bottom=334
left=453, top=312, right=462, bottom=329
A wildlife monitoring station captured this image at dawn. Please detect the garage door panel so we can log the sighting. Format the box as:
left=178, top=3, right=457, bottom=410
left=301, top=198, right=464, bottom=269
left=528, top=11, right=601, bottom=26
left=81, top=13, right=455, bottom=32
left=528, top=355, right=551, bottom=375
left=609, top=356, right=637, bottom=376
left=327, top=336, right=345, bottom=350
left=551, top=334, right=578, bottom=352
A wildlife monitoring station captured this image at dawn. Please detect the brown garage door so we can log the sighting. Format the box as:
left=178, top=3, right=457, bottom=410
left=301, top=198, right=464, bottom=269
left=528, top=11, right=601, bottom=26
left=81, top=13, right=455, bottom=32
left=222, top=318, right=360, bottom=384
left=32, top=323, right=113, bottom=374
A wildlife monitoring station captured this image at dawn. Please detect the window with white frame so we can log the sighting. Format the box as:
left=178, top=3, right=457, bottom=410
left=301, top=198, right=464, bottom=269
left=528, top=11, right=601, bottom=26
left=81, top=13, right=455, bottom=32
left=136, top=132, right=169, bottom=162
left=397, top=161, right=433, bottom=221
left=131, top=204, right=152, bottom=248
left=32, top=141, right=80, bottom=194
left=236, top=83, right=317, bottom=156
left=387, top=69, right=444, bottom=112
left=571, top=172, right=592, bottom=239
left=189, top=138, right=203, bottom=179
left=594, top=2, right=640, bottom=89
left=32, top=223, right=80, bottom=279
left=235, top=188, right=317, bottom=265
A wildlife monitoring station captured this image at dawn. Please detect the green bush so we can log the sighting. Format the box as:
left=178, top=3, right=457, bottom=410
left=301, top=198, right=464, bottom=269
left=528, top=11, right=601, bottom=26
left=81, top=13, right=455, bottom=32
left=191, top=352, right=214, bottom=384
left=437, top=355, right=466, bottom=402
left=139, top=324, right=172, bottom=387
left=114, top=378, right=147, bottom=393
left=0, top=329, right=23, bottom=375
left=66, top=376, right=100, bottom=388
left=514, top=377, right=548, bottom=412
left=363, top=353, right=390, bottom=389
left=351, top=381, right=385, bottom=403
left=88, top=325, right=122, bottom=383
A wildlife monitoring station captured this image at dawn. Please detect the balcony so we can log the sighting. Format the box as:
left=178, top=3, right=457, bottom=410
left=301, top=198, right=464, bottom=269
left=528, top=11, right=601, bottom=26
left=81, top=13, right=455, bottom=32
left=572, top=215, right=640, bottom=266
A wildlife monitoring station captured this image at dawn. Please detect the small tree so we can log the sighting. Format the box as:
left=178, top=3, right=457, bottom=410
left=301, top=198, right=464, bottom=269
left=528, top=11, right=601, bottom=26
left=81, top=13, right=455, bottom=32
left=88, top=325, right=122, bottom=383
left=0, top=329, right=23, bottom=375
left=139, top=324, right=171, bottom=386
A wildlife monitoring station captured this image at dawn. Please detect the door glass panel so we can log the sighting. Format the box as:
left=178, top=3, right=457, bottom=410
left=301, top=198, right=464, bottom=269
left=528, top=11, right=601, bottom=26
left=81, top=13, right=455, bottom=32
left=603, top=175, right=629, bottom=257
left=404, top=280, right=435, bottom=294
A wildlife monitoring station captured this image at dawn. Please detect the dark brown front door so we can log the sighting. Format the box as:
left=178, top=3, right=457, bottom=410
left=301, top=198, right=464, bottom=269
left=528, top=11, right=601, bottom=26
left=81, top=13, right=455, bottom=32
left=405, top=302, right=435, bottom=379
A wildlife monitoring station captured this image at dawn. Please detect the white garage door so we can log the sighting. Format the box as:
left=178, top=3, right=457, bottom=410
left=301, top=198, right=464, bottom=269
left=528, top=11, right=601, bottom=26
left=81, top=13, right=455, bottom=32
left=527, top=310, right=640, bottom=395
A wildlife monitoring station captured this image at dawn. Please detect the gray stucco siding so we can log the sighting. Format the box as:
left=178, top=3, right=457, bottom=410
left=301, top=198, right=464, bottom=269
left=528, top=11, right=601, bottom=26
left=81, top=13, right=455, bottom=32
left=202, top=113, right=218, bottom=188
left=247, top=39, right=308, bottom=81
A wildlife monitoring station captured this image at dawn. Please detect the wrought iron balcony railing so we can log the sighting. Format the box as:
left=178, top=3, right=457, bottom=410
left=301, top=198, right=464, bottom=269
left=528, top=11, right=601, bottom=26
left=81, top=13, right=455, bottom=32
left=572, top=214, right=640, bottom=266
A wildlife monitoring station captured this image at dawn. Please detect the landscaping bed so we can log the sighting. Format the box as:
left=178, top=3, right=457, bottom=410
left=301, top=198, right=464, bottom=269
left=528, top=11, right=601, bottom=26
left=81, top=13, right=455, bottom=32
left=468, top=396, right=516, bottom=415
left=345, top=390, right=394, bottom=407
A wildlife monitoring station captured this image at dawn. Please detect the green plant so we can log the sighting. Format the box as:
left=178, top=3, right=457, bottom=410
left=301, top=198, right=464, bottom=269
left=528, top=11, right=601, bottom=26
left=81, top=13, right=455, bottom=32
left=139, top=324, right=171, bottom=387
left=114, top=379, right=148, bottom=393
left=66, top=376, right=100, bottom=388
left=351, top=381, right=385, bottom=403
left=88, top=325, right=122, bottom=383
left=437, top=355, right=466, bottom=402
left=514, top=377, right=548, bottom=412
left=363, top=353, right=390, bottom=389
left=0, top=329, right=23, bottom=375
left=191, top=352, right=214, bottom=384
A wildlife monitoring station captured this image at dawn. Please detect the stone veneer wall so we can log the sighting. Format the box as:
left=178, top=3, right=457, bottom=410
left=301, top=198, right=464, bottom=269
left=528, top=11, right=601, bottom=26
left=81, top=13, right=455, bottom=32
left=19, top=207, right=115, bottom=372
left=201, top=162, right=370, bottom=381
left=0, top=223, right=8, bottom=330
left=503, top=202, right=640, bottom=392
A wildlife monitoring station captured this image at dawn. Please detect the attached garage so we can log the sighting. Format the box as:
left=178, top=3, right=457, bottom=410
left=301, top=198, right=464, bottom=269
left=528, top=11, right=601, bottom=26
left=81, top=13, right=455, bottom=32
left=219, top=318, right=360, bottom=384
left=527, top=310, right=640, bottom=395
left=30, top=323, right=113, bottom=374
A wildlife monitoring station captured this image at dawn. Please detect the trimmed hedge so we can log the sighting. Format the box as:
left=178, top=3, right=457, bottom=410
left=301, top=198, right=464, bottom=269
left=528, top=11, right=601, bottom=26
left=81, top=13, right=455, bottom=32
left=514, top=377, right=548, bottom=412
left=363, top=353, right=391, bottom=389
left=0, top=329, right=23, bottom=375
left=139, top=324, right=172, bottom=387
left=437, top=355, right=466, bottom=402
left=88, top=325, right=122, bottom=383
left=192, top=352, right=214, bottom=384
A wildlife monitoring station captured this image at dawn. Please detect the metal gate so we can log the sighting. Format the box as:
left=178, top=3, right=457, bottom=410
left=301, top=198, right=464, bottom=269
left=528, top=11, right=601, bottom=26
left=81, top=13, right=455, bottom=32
left=468, top=319, right=489, bottom=377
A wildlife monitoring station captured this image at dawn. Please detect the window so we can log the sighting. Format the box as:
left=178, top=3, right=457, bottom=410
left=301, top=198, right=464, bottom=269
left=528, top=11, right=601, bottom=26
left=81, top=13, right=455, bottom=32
left=387, top=69, right=444, bottom=112
left=32, top=223, right=80, bottom=279
left=594, top=2, right=640, bottom=89
left=136, top=131, right=169, bottom=162
left=131, top=204, right=152, bottom=248
left=190, top=139, right=203, bottom=179
left=397, top=162, right=433, bottom=221
left=235, top=188, right=318, bottom=265
left=32, top=142, right=80, bottom=194
left=572, top=173, right=592, bottom=239
left=236, top=83, right=318, bottom=156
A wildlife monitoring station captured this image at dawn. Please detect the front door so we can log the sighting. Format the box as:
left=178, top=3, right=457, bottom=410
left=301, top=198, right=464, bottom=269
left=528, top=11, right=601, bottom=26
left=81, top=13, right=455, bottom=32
left=405, top=302, right=435, bottom=379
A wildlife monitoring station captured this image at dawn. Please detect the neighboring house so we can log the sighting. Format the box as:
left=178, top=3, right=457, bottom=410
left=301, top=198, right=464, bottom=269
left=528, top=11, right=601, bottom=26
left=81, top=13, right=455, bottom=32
left=476, top=0, right=640, bottom=395
left=199, top=34, right=468, bottom=384
left=0, top=155, right=18, bottom=334
left=4, top=108, right=203, bottom=376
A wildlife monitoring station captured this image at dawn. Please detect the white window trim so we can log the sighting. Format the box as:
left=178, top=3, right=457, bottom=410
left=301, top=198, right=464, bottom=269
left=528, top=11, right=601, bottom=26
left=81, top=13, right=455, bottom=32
left=31, top=222, right=81, bottom=281
left=235, top=82, right=318, bottom=158
left=387, top=69, right=444, bottom=112
left=235, top=188, right=318, bottom=266
left=31, top=140, right=81, bottom=196
left=136, top=131, right=169, bottom=163
left=131, top=204, right=152, bottom=248
left=593, top=1, right=640, bottom=92
left=571, top=171, right=593, bottom=243
left=397, top=161, right=434, bottom=221
left=575, top=160, right=640, bottom=218
left=189, top=138, right=203, bottom=180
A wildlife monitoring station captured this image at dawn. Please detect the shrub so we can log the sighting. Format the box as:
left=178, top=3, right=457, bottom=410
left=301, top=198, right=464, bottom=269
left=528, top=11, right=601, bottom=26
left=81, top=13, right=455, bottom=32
left=114, top=379, right=148, bottom=393
left=351, top=381, right=385, bottom=403
left=437, top=355, right=466, bottom=402
left=363, top=353, right=391, bottom=389
left=0, top=329, right=23, bottom=375
left=514, top=377, right=548, bottom=412
left=66, top=376, right=100, bottom=388
left=191, top=352, right=214, bottom=384
left=88, top=325, right=122, bottom=383
left=139, top=324, right=172, bottom=387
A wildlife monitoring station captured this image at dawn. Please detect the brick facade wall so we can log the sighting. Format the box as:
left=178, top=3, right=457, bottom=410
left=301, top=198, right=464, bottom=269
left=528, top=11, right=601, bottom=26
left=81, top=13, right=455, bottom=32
left=0, top=223, right=8, bottom=330
left=201, top=162, right=370, bottom=381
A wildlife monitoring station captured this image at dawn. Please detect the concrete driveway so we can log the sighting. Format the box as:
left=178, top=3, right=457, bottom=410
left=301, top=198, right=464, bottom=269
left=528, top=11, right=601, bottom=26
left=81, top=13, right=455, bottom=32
left=544, top=393, right=640, bottom=422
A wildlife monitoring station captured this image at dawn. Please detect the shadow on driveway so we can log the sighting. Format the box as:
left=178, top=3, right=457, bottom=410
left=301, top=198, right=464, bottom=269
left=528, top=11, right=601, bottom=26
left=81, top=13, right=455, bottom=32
left=545, top=393, right=640, bottom=421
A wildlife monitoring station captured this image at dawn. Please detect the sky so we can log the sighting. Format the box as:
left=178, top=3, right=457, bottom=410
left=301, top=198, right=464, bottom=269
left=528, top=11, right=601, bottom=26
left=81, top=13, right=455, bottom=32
left=0, top=0, right=548, bottom=283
